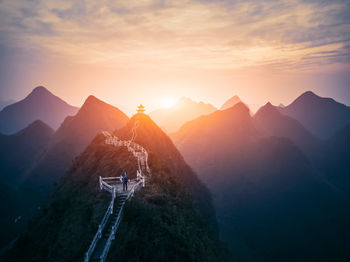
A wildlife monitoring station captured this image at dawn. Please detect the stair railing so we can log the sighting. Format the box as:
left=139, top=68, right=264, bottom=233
left=84, top=186, right=116, bottom=262
left=85, top=131, right=149, bottom=262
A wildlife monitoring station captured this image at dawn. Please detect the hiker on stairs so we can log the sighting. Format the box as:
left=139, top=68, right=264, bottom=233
left=122, top=172, right=128, bottom=191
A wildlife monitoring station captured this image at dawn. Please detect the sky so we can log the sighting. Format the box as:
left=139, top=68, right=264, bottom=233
left=0, top=0, right=349, bottom=115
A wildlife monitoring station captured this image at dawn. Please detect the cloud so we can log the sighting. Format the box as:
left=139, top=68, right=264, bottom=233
left=0, top=0, right=349, bottom=71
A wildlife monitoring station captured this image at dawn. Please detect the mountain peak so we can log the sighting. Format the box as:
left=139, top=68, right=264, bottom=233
left=228, top=101, right=249, bottom=114
left=254, top=102, right=281, bottom=118
left=27, top=86, right=53, bottom=99
left=16, top=119, right=54, bottom=136
left=220, top=95, right=241, bottom=110
left=79, top=95, right=109, bottom=113
left=296, top=91, right=320, bottom=101
left=32, top=85, right=49, bottom=93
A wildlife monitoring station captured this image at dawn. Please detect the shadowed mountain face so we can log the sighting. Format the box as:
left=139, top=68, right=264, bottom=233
left=0, top=120, right=54, bottom=248
left=323, top=123, right=350, bottom=195
left=149, top=97, right=216, bottom=133
left=220, top=95, right=241, bottom=110
left=278, top=91, right=350, bottom=139
left=114, top=113, right=218, bottom=234
left=3, top=116, right=229, bottom=262
left=0, top=120, right=54, bottom=185
left=0, top=99, right=16, bottom=111
left=172, top=102, right=350, bottom=261
left=254, top=102, right=321, bottom=159
left=0, top=86, right=78, bottom=134
left=23, top=95, right=129, bottom=191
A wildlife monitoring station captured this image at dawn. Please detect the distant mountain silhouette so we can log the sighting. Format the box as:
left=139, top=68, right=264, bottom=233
left=0, top=120, right=54, bottom=248
left=149, top=97, right=216, bottom=133
left=278, top=91, right=350, bottom=139
left=220, top=95, right=241, bottom=110
left=0, top=99, right=16, bottom=111
left=323, top=123, right=350, bottom=195
left=0, top=86, right=78, bottom=134
left=22, top=95, right=129, bottom=192
left=254, top=102, right=321, bottom=159
left=0, top=120, right=54, bottom=185
left=3, top=113, right=229, bottom=262
left=172, top=102, right=350, bottom=261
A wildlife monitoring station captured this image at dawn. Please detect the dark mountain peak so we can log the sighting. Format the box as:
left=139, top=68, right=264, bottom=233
left=13, top=120, right=53, bottom=138
left=220, top=95, right=241, bottom=110
left=280, top=91, right=350, bottom=138
left=301, top=90, right=317, bottom=98
left=24, top=119, right=53, bottom=132
left=255, top=102, right=280, bottom=117
left=78, top=95, right=117, bottom=115
left=32, top=85, right=49, bottom=94
left=27, top=86, right=55, bottom=100
left=0, top=86, right=79, bottom=134
left=292, top=91, right=336, bottom=106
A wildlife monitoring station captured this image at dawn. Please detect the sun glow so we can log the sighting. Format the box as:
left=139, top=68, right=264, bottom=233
left=158, top=97, right=178, bottom=109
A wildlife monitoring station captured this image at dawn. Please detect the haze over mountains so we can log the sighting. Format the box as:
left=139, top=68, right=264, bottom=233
left=1, top=86, right=350, bottom=261
left=0, top=86, right=78, bottom=134
left=0, top=88, right=129, bottom=250
left=254, top=102, right=321, bottom=159
left=0, top=99, right=16, bottom=111
left=0, top=120, right=54, bottom=247
left=172, top=102, right=350, bottom=261
left=220, top=95, right=241, bottom=110
left=2, top=113, right=228, bottom=262
left=150, top=97, right=216, bottom=133
left=278, top=91, right=350, bottom=139
left=24, top=95, right=129, bottom=191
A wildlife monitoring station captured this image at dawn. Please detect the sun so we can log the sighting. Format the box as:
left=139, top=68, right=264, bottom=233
left=158, top=97, right=178, bottom=109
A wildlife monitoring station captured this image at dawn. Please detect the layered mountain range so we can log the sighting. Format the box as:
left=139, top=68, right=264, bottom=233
left=0, top=86, right=78, bottom=134
left=172, top=93, right=350, bottom=261
left=1, top=87, right=350, bottom=261
left=149, top=97, right=216, bottom=133
left=2, top=114, right=228, bottom=262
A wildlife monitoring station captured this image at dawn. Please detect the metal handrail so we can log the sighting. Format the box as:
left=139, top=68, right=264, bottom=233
left=85, top=130, right=149, bottom=262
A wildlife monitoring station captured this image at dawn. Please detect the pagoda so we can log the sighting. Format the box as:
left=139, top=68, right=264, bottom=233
left=137, top=104, right=146, bottom=114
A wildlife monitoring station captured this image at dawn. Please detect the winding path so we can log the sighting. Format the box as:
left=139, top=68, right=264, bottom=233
left=84, top=126, right=150, bottom=262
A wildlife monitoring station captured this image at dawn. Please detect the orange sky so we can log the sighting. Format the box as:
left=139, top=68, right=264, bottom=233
left=0, top=0, right=349, bottom=115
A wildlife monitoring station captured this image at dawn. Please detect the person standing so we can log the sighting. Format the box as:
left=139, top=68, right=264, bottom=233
left=122, top=172, right=128, bottom=191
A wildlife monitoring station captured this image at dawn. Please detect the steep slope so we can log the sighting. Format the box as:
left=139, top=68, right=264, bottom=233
left=0, top=181, right=31, bottom=249
left=279, top=91, right=350, bottom=139
left=220, top=95, right=241, bottom=110
left=0, top=120, right=53, bottom=249
left=0, top=120, right=54, bottom=184
left=254, top=102, right=321, bottom=159
left=3, top=119, right=229, bottom=262
left=323, top=123, right=350, bottom=195
left=0, top=86, right=78, bottom=134
left=114, top=113, right=218, bottom=234
left=0, top=99, right=15, bottom=111
left=23, top=96, right=129, bottom=191
left=172, top=102, right=350, bottom=261
left=150, top=97, right=216, bottom=133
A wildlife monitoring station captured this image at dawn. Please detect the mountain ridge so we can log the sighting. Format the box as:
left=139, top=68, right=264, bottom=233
left=0, top=86, right=79, bottom=134
left=278, top=91, right=350, bottom=139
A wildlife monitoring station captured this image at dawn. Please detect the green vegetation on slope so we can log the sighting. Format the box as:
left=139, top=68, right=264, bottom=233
left=3, top=132, right=229, bottom=261
left=107, top=153, right=229, bottom=262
